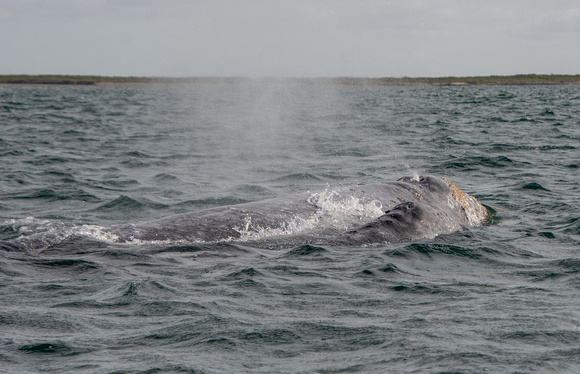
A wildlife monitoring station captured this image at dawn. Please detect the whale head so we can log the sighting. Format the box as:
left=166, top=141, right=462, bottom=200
left=328, top=176, right=491, bottom=246
left=397, top=175, right=491, bottom=226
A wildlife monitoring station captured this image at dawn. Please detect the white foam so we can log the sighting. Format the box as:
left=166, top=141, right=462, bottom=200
left=2, top=218, right=120, bottom=248
left=71, top=225, right=193, bottom=246
left=70, top=225, right=121, bottom=243
left=232, top=188, right=385, bottom=241
left=2, top=217, right=55, bottom=235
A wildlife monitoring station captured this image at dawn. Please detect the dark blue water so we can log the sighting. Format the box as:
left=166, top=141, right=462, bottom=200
left=1, top=82, right=579, bottom=373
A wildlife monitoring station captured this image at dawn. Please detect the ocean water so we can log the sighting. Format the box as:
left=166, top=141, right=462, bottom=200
left=0, top=81, right=579, bottom=373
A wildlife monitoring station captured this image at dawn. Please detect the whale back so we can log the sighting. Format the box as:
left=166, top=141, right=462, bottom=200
left=1, top=176, right=490, bottom=251
left=109, top=175, right=490, bottom=246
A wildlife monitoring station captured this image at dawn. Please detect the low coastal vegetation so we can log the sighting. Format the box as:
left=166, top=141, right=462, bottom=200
left=333, top=74, right=580, bottom=86
left=1, top=74, right=579, bottom=86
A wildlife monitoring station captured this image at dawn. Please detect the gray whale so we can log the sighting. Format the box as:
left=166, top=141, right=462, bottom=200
left=1, top=176, right=490, bottom=251
left=108, top=175, right=490, bottom=247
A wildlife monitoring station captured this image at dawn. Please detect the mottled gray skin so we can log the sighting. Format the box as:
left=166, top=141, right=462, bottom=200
left=327, top=176, right=489, bottom=246
left=109, top=176, right=490, bottom=246
left=328, top=200, right=458, bottom=246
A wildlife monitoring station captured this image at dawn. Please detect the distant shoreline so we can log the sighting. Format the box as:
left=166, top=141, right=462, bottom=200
left=1, top=74, right=580, bottom=86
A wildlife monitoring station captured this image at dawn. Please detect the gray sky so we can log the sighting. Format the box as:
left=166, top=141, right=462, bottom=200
left=1, top=0, right=579, bottom=77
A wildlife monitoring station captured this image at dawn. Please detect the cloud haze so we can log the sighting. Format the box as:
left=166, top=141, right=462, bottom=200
left=1, top=0, right=579, bottom=77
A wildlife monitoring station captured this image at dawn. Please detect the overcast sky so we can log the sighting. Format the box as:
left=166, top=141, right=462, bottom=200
left=1, top=0, right=579, bottom=77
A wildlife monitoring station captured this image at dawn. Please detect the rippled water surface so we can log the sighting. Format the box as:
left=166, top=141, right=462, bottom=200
left=1, top=82, right=579, bottom=373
